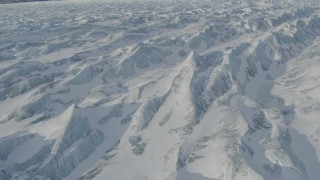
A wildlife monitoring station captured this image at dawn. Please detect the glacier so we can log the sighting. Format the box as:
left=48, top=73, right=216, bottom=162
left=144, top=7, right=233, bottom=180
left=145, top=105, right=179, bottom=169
left=0, top=0, right=320, bottom=179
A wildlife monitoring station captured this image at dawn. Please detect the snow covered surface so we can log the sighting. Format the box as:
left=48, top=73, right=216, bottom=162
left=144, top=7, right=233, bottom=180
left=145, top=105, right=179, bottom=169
left=0, top=0, right=320, bottom=179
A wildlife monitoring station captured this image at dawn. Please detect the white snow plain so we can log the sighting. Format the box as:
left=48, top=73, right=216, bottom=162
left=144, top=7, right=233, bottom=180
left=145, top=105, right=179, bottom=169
left=0, top=0, right=320, bottom=179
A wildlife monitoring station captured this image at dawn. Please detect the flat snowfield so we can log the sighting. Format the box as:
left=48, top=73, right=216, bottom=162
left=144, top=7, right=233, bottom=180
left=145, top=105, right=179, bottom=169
left=0, top=0, right=320, bottom=179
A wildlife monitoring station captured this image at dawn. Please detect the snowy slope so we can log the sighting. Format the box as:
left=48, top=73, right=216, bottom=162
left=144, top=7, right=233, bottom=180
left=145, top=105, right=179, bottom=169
left=0, top=0, right=320, bottom=180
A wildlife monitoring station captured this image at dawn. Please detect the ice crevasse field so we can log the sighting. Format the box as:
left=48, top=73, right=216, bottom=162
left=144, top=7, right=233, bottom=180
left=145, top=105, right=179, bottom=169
left=1, top=0, right=320, bottom=179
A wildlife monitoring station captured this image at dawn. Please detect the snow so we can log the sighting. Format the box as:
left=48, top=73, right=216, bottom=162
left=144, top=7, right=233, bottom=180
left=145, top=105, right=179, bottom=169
left=0, top=0, right=320, bottom=179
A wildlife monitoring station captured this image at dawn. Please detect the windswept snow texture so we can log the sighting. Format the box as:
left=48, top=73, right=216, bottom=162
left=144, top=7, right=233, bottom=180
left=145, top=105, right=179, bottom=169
left=0, top=0, right=55, bottom=4
left=1, top=0, right=320, bottom=179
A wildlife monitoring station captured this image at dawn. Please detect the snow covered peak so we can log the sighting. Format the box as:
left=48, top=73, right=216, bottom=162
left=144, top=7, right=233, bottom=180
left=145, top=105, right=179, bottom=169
left=51, top=104, right=90, bottom=154
left=0, top=0, right=320, bottom=180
